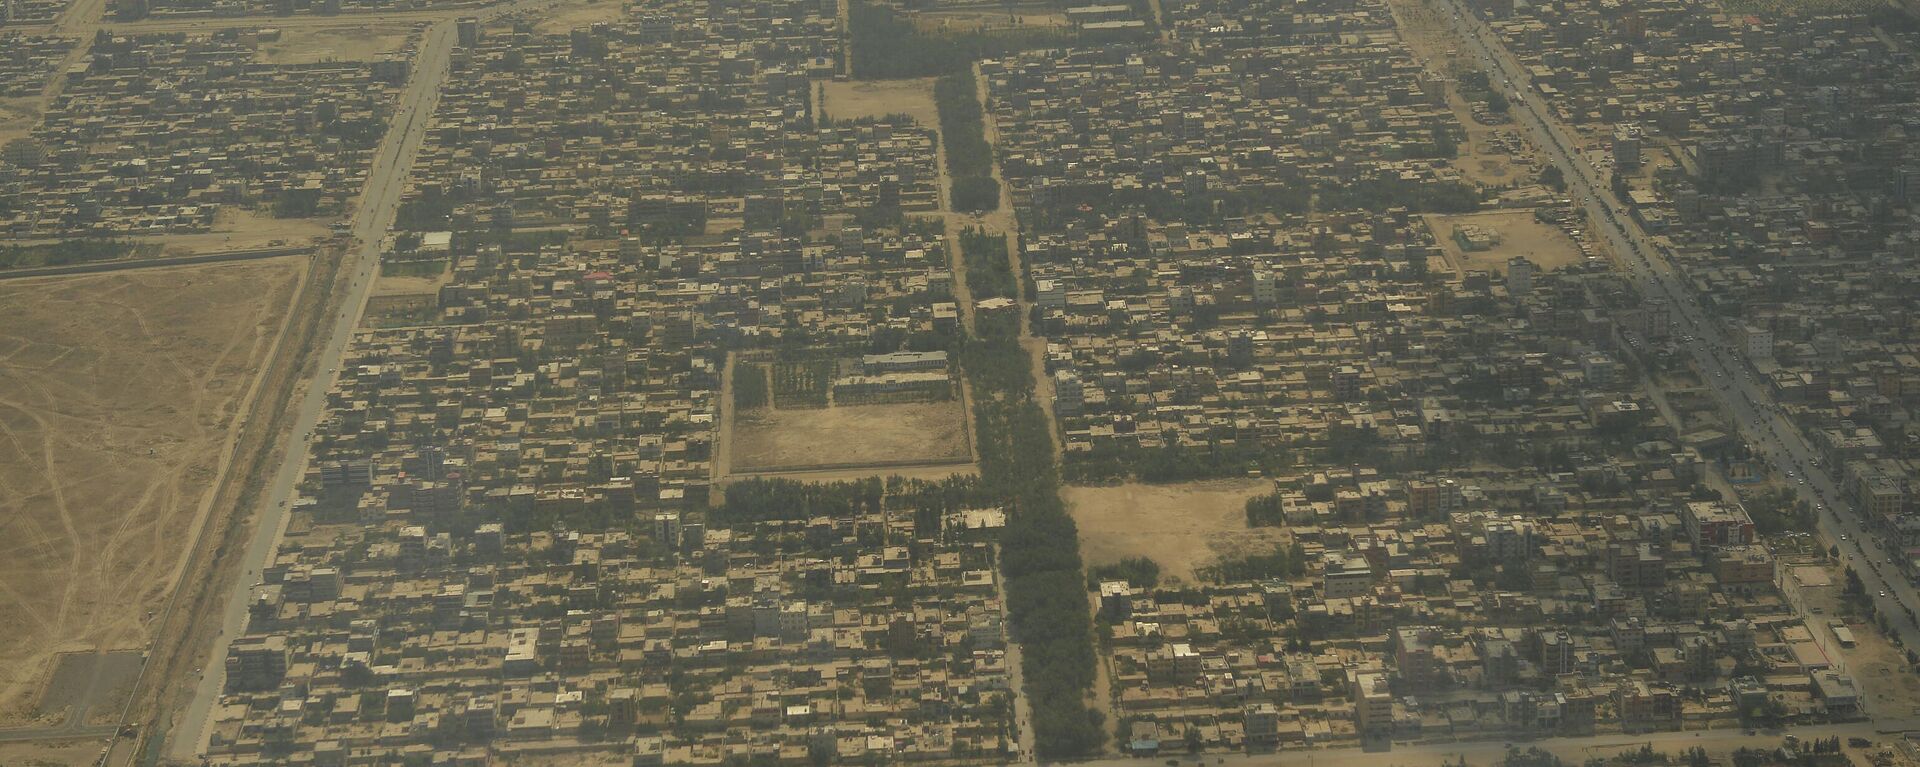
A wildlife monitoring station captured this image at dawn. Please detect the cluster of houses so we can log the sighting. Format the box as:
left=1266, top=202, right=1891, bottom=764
left=0, top=28, right=410, bottom=236
left=199, top=0, right=1023, bottom=764
left=1477, top=0, right=1920, bottom=565
left=0, top=31, right=69, bottom=96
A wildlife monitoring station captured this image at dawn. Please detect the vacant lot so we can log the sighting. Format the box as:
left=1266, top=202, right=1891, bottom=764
left=1425, top=208, right=1585, bottom=276
left=255, top=25, right=413, bottom=64
left=914, top=5, right=1068, bottom=33
left=730, top=400, right=971, bottom=473
left=146, top=208, right=334, bottom=257
left=0, top=259, right=302, bottom=725
left=0, top=737, right=109, bottom=766
left=533, top=0, right=628, bottom=33
left=0, top=98, right=40, bottom=147
left=819, top=77, right=940, bottom=128
left=1064, top=480, right=1282, bottom=583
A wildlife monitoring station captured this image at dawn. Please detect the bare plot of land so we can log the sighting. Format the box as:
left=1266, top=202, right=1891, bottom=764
left=1385, top=0, right=1544, bottom=187
left=0, top=98, right=41, bottom=147
left=0, top=258, right=303, bottom=726
left=914, top=7, right=1067, bottom=32
left=39, top=651, right=142, bottom=728
left=0, top=737, right=110, bottom=766
left=1424, top=208, right=1585, bottom=276
left=144, top=208, right=335, bottom=257
left=254, top=25, right=412, bottom=64
left=818, top=77, right=940, bottom=128
left=729, top=400, right=972, bottom=473
left=1064, top=480, right=1283, bottom=583
left=372, top=259, right=450, bottom=297
left=532, top=0, right=628, bottom=34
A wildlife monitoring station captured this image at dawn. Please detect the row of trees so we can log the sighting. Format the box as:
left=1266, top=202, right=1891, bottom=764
left=1197, top=543, right=1306, bottom=584
left=1086, top=556, right=1160, bottom=589
left=959, top=226, right=1014, bottom=299
left=714, top=477, right=885, bottom=526
left=1245, top=491, right=1285, bottom=527
left=848, top=0, right=1067, bottom=79
left=0, top=238, right=134, bottom=270
left=971, top=395, right=1107, bottom=758
left=936, top=71, right=1000, bottom=212
left=1062, top=441, right=1290, bottom=484
left=955, top=216, right=1104, bottom=756
left=732, top=363, right=770, bottom=409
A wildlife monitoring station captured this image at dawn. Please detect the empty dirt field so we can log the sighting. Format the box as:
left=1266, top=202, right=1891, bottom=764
left=146, top=208, right=334, bottom=257
left=1064, top=480, right=1286, bottom=584
left=0, top=258, right=303, bottom=726
left=0, top=737, right=110, bottom=766
left=914, top=5, right=1067, bottom=32
left=728, top=400, right=972, bottom=474
left=1425, top=208, right=1586, bottom=276
left=818, top=78, right=940, bottom=128
left=254, top=25, right=415, bottom=64
left=533, top=0, right=627, bottom=34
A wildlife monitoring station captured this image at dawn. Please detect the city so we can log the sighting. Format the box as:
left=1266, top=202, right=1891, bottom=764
left=0, top=0, right=1918, bottom=761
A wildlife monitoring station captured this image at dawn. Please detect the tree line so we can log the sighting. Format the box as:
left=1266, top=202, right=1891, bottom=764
left=713, top=477, right=885, bottom=526
left=0, top=238, right=135, bottom=270
left=960, top=226, right=1014, bottom=299
left=849, top=0, right=1068, bottom=80
left=936, top=70, right=1000, bottom=212
left=955, top=217, right=1104, bottom=756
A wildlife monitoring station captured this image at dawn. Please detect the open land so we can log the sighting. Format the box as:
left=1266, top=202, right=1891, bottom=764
left=253, top=25, right=413, bottom=64
left=0, top=258, right=303, bottom=726
left=0, top=737, right=115, bottom=766
left=1425, top=208, right=1587, bottom=275
left=1794, top=563, right=1920, bottom=718
left=531, top=0, right=627, bottom=33
left=149, top=208, right=336, bottom=256
left=819, top=77, right=941, bottom=128
left=914, top=5, right=1068, bottom=32
left=728, top=400, right=973, bottom=473
left=1064, top=480, right=1284, bottom=583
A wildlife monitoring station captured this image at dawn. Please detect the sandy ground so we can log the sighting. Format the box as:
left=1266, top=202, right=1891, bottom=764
left=371, top=260, right=450, bottom=297
left=0, top=737, right=110, bottom=766
left=502, top=751, right=632, bottom=766
left=532, top=0, right=627, bottom=33
left=914, top=7, right=1067, bottom=32
left=729, top=400, right=971, bottom=472
left=0, top=258, right=302, bottom=726
left=1063, top=480, right=1282, bottom=583
left=0, top=98, right=42, bottom=147
left=1800, top=570, right=1920, bottom=718
left=1425, top=208, right=1585, bottom=276
left=254, top=25, right=412, bottom=64
left=819, top=77, right=940, bottom=128
left=1386, top=0, right=1543, bottom=188
left=143, top=208, right=335, bottom=256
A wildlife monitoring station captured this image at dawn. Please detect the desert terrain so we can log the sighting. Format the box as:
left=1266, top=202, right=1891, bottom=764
left=0, top=258, right=303, bottom=726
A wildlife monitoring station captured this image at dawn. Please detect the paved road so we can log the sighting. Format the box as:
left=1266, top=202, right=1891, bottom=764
left=163, top=15, right=461, bottom=761
left=0, top=245, right=314, bottom=281
left=162, top=0, right=571, bottom=757
left=1067, top=720, right=1909, bottom=767
left=0, top=653, right=119, bottom=744
left=1426, top=0, right=1920, bottom=651
left=93, top=8, right=455, bottom=34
